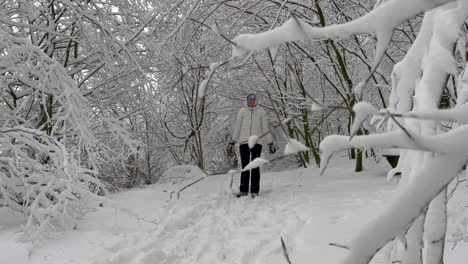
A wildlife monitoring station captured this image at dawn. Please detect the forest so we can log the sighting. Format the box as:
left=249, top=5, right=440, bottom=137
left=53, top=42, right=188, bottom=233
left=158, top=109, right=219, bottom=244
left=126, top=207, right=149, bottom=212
left=1, top=0, right=468, bottom=264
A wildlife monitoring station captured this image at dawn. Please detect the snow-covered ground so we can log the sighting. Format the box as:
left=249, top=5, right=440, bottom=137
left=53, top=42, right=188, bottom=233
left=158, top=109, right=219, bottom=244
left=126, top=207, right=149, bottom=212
left=1, top=157, right=467, bottom=264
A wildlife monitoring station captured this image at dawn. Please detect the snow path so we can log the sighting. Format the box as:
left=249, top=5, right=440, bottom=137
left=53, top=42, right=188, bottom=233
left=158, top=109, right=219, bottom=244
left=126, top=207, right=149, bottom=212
left=1, top=158, right=466, bottom=264
left=101, top=159, right=394, bottom=264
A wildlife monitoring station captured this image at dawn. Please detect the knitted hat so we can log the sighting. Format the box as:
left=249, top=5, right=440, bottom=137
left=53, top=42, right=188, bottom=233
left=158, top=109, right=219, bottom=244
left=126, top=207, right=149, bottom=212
left=246, top=93, right=257, bottom=107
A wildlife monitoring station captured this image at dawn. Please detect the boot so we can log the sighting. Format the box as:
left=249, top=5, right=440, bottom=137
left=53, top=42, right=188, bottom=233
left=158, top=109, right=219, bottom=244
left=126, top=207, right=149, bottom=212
left=236, top=192, right=248, bottom=198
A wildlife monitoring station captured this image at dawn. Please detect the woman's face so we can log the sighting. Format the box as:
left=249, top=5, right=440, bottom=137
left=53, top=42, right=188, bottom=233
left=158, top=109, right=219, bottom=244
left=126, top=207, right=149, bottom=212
left=247, top=96, right=257, bottom=107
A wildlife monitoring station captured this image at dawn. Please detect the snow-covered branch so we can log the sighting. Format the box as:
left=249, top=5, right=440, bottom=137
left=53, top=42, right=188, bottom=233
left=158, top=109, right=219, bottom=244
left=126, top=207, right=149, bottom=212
left=317, top=1, right=468, bottom=263
left=231, top=0, right=454, bottom=66
left=320, top=123, right=468, bottom=174
left=350, top=101, right=468, bottom=137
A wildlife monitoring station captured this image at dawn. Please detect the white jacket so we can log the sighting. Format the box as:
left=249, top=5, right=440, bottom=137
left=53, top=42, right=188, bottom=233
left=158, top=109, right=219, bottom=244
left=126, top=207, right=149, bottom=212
left=232, top=106, right=273, bottom=145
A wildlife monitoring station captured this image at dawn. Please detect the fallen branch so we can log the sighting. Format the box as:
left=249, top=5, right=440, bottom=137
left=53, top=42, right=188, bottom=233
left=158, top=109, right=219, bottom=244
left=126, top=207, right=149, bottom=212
left=164, top=176, right=209, bottom=200
left=176, top=176, right=207, bottom=199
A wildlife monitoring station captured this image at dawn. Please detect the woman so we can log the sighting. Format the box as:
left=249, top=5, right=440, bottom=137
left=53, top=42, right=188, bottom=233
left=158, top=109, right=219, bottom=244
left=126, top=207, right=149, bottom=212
left=230, top=92, right=276, bottom=198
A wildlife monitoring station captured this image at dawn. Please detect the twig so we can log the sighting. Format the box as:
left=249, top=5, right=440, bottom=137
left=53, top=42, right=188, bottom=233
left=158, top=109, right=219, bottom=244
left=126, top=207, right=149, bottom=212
left=448, top=176, right=467, bottom=200
left=175, top=176, right=208, bottom=200
left=281, top=236, right=293, bottom=264
left=386, top=110, right=423, bottom=150
left=270, top=0, right=288, bottom=30
left=229, top=173, right=234, bottom=190
left=137, top=217, right=159, bottom=225
left=328, top=242, right=350, bottom=250
left=214, top=21, right=239, bottom=47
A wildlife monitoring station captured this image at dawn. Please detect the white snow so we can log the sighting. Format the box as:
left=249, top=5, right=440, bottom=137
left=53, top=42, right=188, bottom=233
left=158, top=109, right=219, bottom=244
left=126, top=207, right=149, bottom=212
left=282, top=117, right=293, bottom=124
left=211, top=22, right=221, bottom=36
left=269, top=45, right=280, bottom=60
left=284, top=138, right=309, bottom=155
left=1, top=158, right=467, bottom=264
left=350, top=102, right=379, bottom=136
left=311, top=102, right=325, bottom=112
left=224, top=170, right=238, bottom=194
left=353, top=82, right=366, bottom=98
left=242, top=157, right=268, bottom=171
left=209, top=62, right=222, bottom=72
left=198, top=79, right=208, bottom=98
left=248, top=135, right=259, bottom=149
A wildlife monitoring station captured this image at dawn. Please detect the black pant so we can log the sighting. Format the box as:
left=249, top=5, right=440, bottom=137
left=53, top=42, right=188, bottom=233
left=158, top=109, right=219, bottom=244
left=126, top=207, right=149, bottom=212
left=239, top=143, right=262, bottom=194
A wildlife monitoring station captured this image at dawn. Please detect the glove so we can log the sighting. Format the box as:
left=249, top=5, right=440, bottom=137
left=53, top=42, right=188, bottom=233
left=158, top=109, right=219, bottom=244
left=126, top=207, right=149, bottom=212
left=268, top=143, right=276, bottom=154
left=227, top=141, right=235, bottom=155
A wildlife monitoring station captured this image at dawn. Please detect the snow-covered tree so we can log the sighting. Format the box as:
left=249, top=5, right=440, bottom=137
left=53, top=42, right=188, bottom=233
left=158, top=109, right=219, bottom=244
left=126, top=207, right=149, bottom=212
left=0, top=30, right=105, bottom=240
left=0, top=0, right=161, bottom=238
left=0, top=0, right=165, bottom=187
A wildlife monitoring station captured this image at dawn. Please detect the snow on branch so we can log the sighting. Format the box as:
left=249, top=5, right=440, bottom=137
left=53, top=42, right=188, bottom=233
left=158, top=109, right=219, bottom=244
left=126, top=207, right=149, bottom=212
left=248, top=135, right=260, bottom=149
left=284, top=138, right=309, bottom=155
left=320, top=121, right=468, bottom=174
left=350, top=101, right=468, bottom=138
left=242, top=158, right=269, bottom=172
left=231, top=0, right=454, bottom=66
